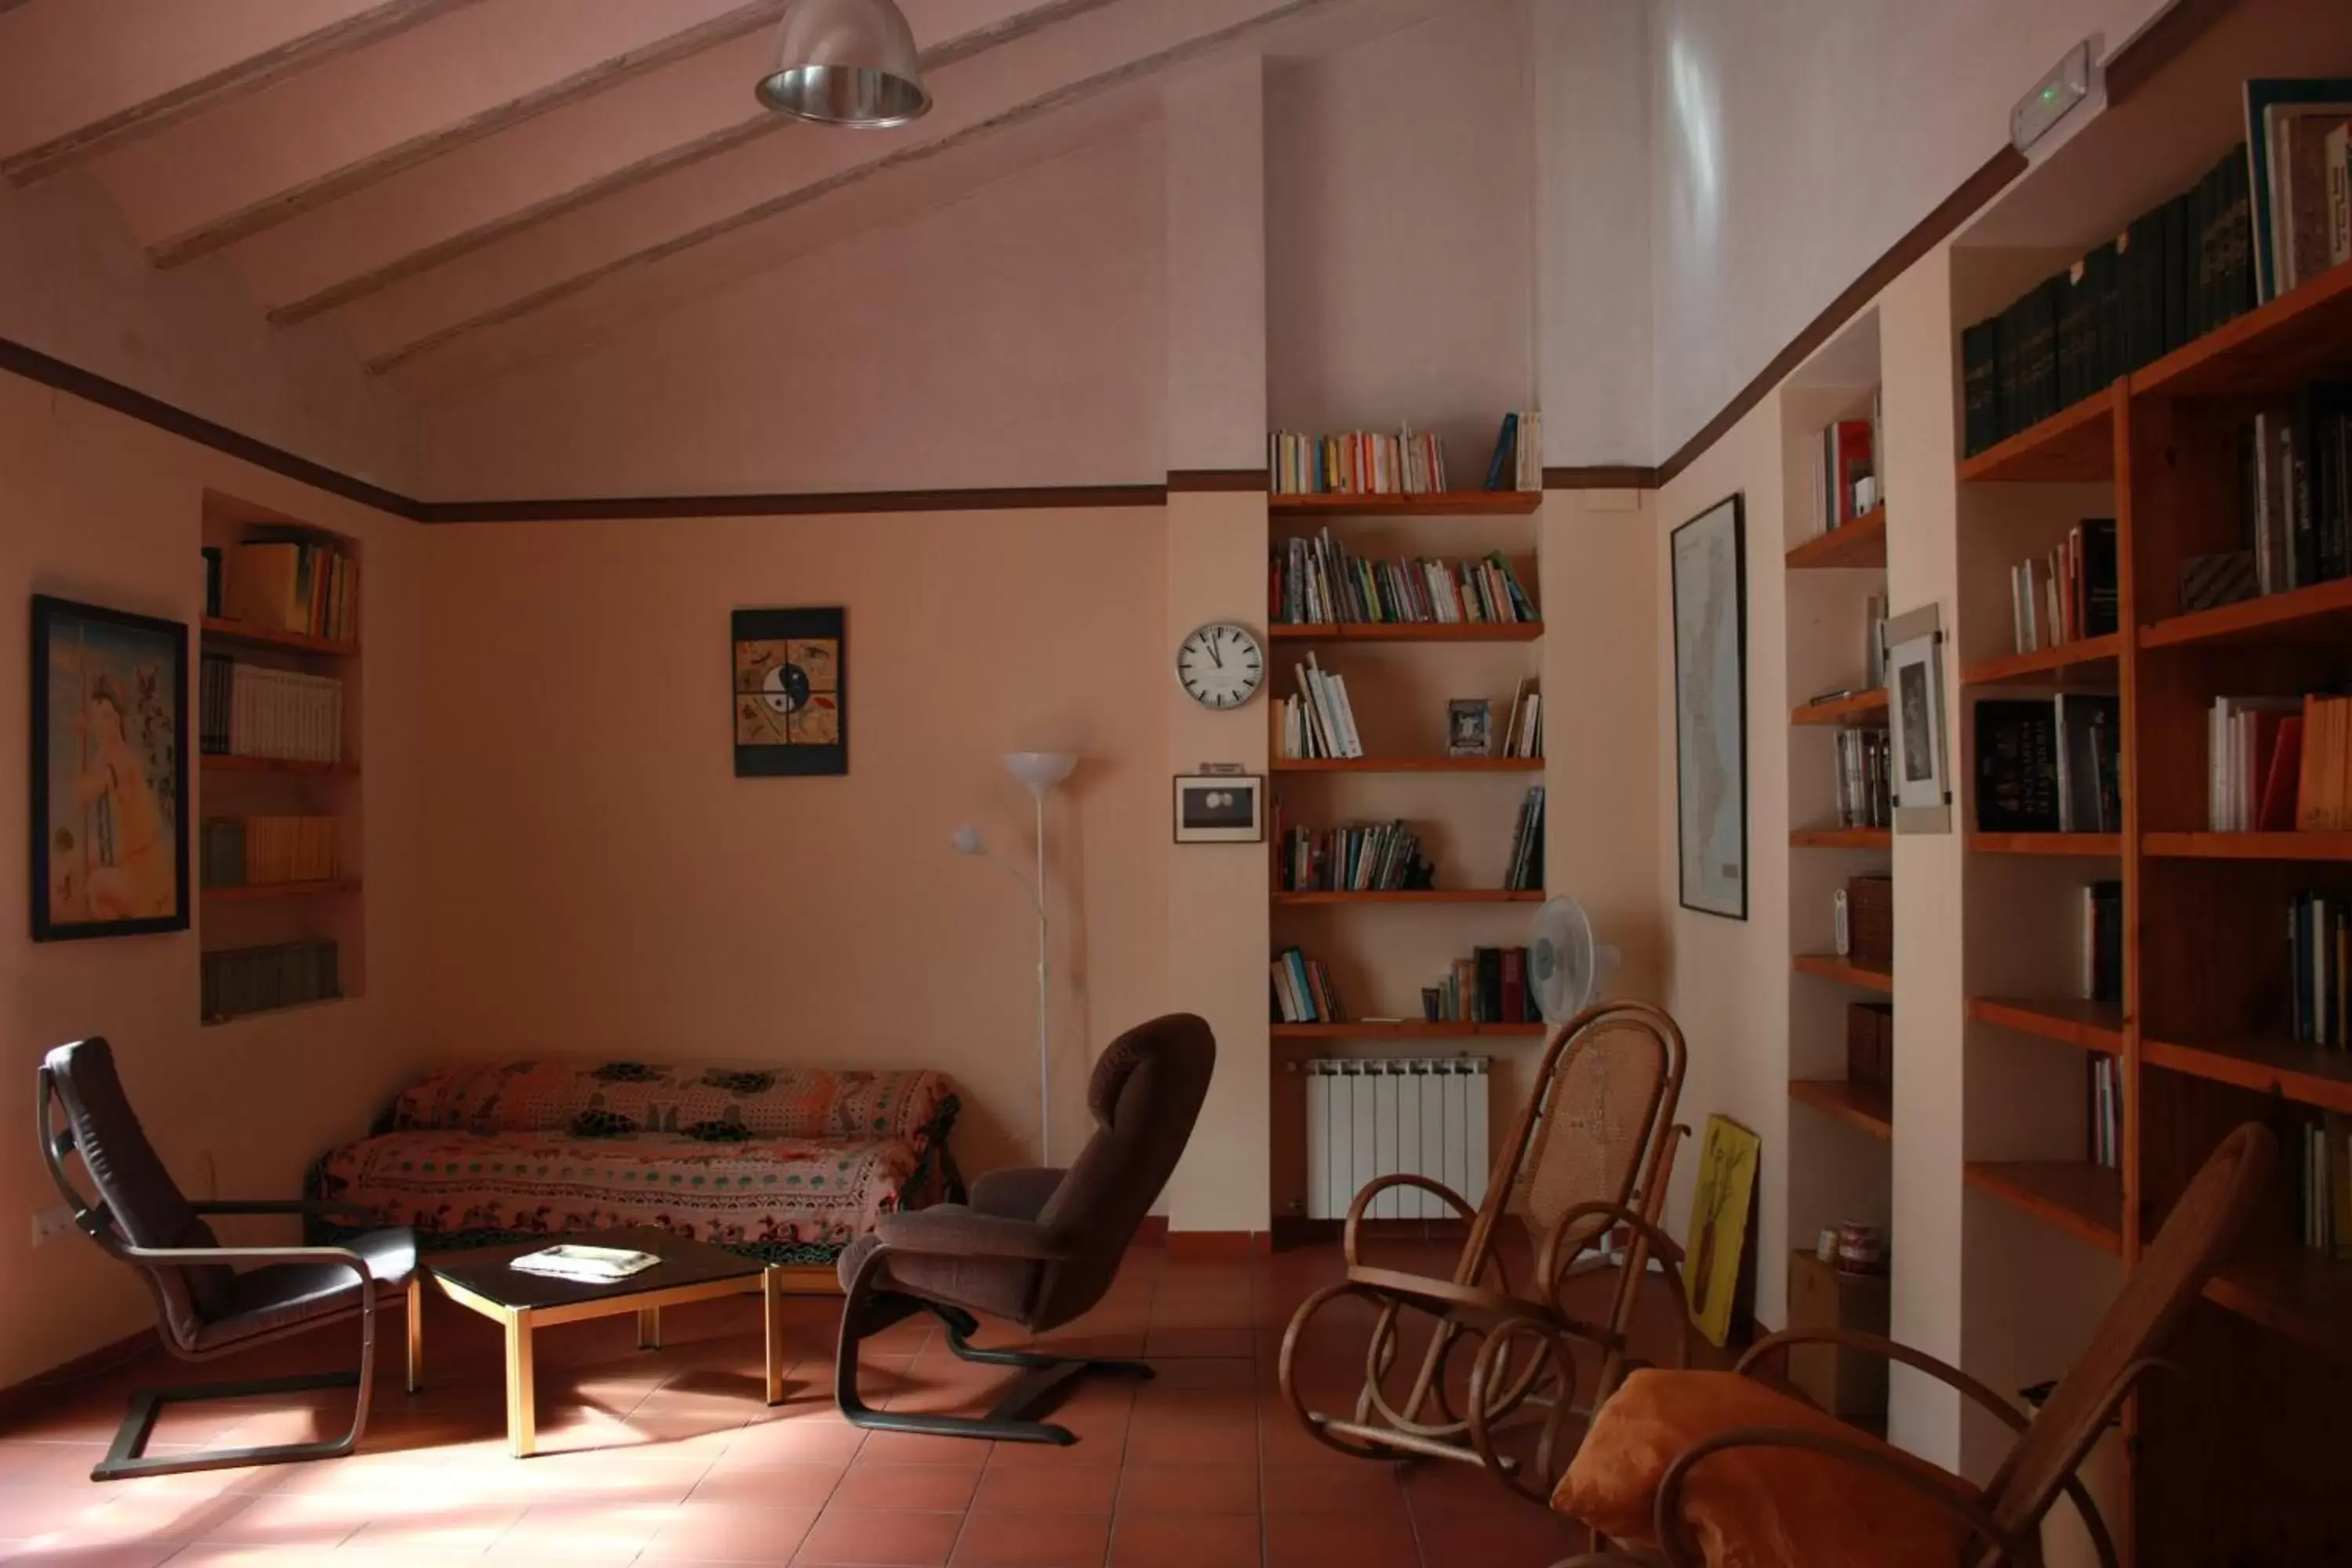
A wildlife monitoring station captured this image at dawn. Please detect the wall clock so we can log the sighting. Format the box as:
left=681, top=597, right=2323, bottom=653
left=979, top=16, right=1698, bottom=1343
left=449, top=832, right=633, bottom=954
left=1175, top=622, right=1265, bottom=709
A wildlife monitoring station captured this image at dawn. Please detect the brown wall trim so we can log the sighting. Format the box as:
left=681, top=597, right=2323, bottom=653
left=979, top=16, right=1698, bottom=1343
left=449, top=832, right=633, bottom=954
left=1134, top=1215, right=1171, bottom=1246
left=1543, top=465, right=1657, bottom=490
left=0, top=1330, right=156, bottom=1426
left=1166, top=468, right=1268, bottom=492
left=416, top=485, right=1170, bottom=523
left=1163, top=1229, right=1273, bottom=1260
left=2103, top=0, right=2241, bottom=107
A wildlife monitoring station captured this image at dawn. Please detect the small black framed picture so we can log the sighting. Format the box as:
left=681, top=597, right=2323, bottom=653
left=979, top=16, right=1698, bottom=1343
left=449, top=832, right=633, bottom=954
left=733, top=607, right=846, bottom=777
left=1173, top=774, right=1264, bottom=843
left=31, top=593, right=191, bottom=941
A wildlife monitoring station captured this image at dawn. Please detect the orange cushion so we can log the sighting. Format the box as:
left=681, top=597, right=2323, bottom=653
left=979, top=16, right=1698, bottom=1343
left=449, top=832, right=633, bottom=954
left=1552, top=1370, right=1979, bottom=1568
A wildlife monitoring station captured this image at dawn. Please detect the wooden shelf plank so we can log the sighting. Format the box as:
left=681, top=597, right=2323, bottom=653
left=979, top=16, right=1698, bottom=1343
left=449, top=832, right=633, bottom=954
left=1269, top=490, right=1542, bottom=517
left=2143, top=1035, right=2352, bottom=1116
left=1784, top=507, right=1887, bottom=571
left=2204, top=1249, right=2352, bottom=1366
left=1792, top=953, right=1894, bottom=993
left=200, top=754, right=355, bottom=776
left=1968, top=833, right=2122, bottom=857
left=1271, top=888, right=1544, bottom=906
left=200, top=617, right=359, bottom=658
left=2141, top=578, right=2352, bottom=650
left=1268, top=622, right=1543, bottom=643
left=2143, top=832, right=2352, bottom=862
left=1967, top=997, right=2125, bottom=1055
left=1957, top=385, right=2116, bottom=484
left=1791, top=689, right=1889, bottom=728
left=201, top=994, right=350, bottom=1028
left=1960, top=634, right=2125, bottom=687
left=1788, top=1079, right=1893, bottom=1140
left=201, top=880, right=359, bottom=905
left=2131, top=253, right=2352, bottom=404
left=1271, top=757, right=1544, bottom=774
left=1962, top=1161, right=2123, bottom=1254
left=1270, top=1021, right=1549, bottom=1040
left=1789, top=826, right=1891, bottom=849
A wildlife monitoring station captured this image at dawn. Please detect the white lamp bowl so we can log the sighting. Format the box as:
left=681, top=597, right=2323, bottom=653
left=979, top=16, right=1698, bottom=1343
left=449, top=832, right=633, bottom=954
left=1004, top=752, right=1078, bottom=794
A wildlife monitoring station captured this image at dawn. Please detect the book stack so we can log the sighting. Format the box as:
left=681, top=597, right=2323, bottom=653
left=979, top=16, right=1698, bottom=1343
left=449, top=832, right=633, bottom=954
left=1271, top=948, right=1343, bottom=1024
left=2237, top=388, right=2352, bottom=597
left=2008, top=521, right=2120, bottom=654
left=199, top=655, right=346, bottom=764
left=1272, top=531, right=1538, bottom=625
left=1268, top=426, right=1450, bottom=495
left=2299, top=1118, right=2351, bottom=1258
left=1421, top=946, right=1534, bottom=1025
left=1482, top=410, right=1543, bottom=492
left=1276, top=818, right=1432, bottom=893
left=1835, top=729, right=1892, bottom=830
left=2082, top=880, right=2125, bottom=1003
left=1974, top=696, right=2122, bottom=833
left=2209, top=696, right=2305, bottom=830
left=2089, top=1057, right=2123, bottom=1171
left=1276, top=654, right=1362, bottom=760
left=2247, top=82, right=2352, bottom=304
left=218, top=538, right=360, bottom=642
left=1500, top=679, right=1543, bottom=758
left=201, top=940, right=339, bottom=1022
left=2299, top=695, right=2352, bottom=829
left=1807, top=402, right=1882, bottom=536
left=2288, top=891, right=2350, bottom=1048
left=200, top=815, right=338, bottom=889
left=1504, top=786, right=1545, bottom=892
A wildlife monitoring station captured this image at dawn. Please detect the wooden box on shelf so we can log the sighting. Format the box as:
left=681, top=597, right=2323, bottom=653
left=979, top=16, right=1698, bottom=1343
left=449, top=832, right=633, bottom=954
left=1846, top=1002, right=1894, bottom=1094
left=1786, top=1249, right=1890, bottom=1422
left=1847, top=876, right=1893, bottom=970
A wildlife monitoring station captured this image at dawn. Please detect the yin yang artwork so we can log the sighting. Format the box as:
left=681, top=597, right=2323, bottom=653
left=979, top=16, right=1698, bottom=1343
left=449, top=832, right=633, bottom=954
left=732, top=607, right=847, bottom=776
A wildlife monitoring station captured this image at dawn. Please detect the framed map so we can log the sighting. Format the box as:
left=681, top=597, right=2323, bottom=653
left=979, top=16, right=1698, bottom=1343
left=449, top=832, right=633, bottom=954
left=1671, top=495, right=1748, bottom=920
left=732, top=608, right=846, bottom=776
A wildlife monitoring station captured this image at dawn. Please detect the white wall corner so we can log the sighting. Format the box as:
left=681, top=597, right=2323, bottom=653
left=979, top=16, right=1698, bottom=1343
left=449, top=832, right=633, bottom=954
left=1163, top=56, right=1269, bottom=471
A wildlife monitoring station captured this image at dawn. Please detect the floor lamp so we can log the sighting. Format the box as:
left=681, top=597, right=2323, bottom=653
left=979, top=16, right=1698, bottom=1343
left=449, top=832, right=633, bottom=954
left=953, top=750, right=1077, bottom=1163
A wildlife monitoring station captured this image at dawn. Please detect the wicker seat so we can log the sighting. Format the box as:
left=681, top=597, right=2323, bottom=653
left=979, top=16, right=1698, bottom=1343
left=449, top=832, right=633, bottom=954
left=1278, top=1000, right=1690, bottom=1502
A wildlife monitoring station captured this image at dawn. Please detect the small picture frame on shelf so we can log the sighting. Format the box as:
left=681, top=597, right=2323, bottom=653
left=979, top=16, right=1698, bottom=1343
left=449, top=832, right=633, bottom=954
left=1885, top=604, right=1951, bottom=834
left=1173, top=774, right=1263, bottom=843
left=1446, top=699, right=1492, bottom=757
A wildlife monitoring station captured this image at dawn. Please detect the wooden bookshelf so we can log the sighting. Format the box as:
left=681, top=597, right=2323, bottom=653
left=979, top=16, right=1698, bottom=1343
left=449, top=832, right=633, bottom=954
left=1966, top=832, right=2122, bottom=857
left=1270, top=888, right=1543, bottom=906
left=1791, top=953, right=1893, bottom=993
left=2203, top=1249, right=2352, bottom=1364
left=1790, top=688, right=1888, bottom=727
left=1788, top=826, right=1890, bottom=849
left=1956, top=384, right=2115, bottom=485
left=1959, top=633, right=2125, bottom=687
left=2143, top=831, right=2352, bottom=862
left=1784, top=506, right=1886, bottom=570
left=2140, top=576, right=2352, bottom=649
left=1962, top=1161, right=2124, bottom=1254
left=1271, top=756, right=1544, bottom=774
left=2129, top=251, right=2352, bottom=404
left=1268, top=622, right=1542, bottom=644
left=200, top=616, right=359, bottom=658
left=1270, top=1021, right=1549, bottom=1040
left=201, top=880, right=360, bottom=905
left=1269, top=490, right=1542, bottom=517
left=1788, top=1078, right=1893, bottom=1140
left=1966, top=997, right=2125, bottom=1056
left=2141, top=1035, right=2352, bottom=1116
left=201, top=753, right=355, bottom=777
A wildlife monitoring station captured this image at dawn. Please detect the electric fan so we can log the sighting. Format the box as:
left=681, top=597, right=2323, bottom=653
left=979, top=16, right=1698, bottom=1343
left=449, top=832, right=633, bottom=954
left=1530, top=895, right=1620, bottom=1022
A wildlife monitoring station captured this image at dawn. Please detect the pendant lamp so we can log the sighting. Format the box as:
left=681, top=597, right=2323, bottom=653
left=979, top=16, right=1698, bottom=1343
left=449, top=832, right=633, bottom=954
left=754, top=0, right=931, bottom=129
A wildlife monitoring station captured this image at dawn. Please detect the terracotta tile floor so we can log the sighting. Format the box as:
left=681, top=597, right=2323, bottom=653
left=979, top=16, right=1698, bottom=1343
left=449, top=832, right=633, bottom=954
left=0, top=1240, right=1668, bottom=1567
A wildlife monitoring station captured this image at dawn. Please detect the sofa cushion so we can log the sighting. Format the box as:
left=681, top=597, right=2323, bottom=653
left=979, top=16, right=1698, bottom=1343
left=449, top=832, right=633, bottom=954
left=389, top=1060, right=952, bottom=1149
left=318, top=1128, right=922, bottom=1256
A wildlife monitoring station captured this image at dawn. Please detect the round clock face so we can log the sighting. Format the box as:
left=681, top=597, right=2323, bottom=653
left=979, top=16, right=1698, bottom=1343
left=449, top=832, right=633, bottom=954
left=1175, top=622, right=1265, bottom=709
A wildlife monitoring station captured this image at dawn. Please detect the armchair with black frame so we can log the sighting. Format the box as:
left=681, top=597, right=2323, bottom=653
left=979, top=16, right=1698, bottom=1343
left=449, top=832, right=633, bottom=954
left=36, top=1036, right=423, bottom=1482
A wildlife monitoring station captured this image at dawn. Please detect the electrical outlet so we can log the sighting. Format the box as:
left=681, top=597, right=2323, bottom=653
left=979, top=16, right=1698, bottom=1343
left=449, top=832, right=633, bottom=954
left=29, top=1203, right=76, bottom=1247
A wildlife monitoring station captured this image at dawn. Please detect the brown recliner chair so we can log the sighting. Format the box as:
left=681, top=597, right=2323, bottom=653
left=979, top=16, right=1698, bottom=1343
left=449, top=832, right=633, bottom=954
left=834, top=1011, right=1215, bottom=1445
left=38, top=1037, right=422, bottom=1481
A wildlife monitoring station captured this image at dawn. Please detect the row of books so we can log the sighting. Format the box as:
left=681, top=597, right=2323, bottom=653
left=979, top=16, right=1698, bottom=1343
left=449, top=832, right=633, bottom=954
left=1832, top=728, right=1891, bottom=831
left=2231, top=388, right=2352, bottom=600
left=1497, top=678, right=1543, bottom=759
left=201, top=940, right=339, bottom=1023
left=205, top=538, right=360, bottom=643
left=1271, top=948, right=1343, bottom=1025
left=1272, top=531, right=1538, bottom=626
left=199, top=815, right=337, bottom=889
left=2207, top=693, right=2352, bottom=832
left=198, top=656, right=346, bottom=764
left=1484, top=410, right=1544, bottom=493
left=1503, top=786, right=1544, bottom=892
left=1422, top=947, right=1534, bottom=1025
left=1268, top=427, right=1450, bottom=497
left=2088, top=1056, right=2123, bottom=1171
left=2298, top=1118, right=2351, bottom=1258
left=1276, top=818, right=1433, bottom=893
left=2246, top=83, right=2351, bottom=305
left=2008, top=520, right=2119, bottom=655
left=2288, top=891, right=2351, bottom=1050
left=1975, top=696, right=2122, bottom=834
left=1805, top=404, right=1881, bottom=538
left=1276, top=654, right=1362, bottom=760
left=2082, top=880, right=2125, bottom=1004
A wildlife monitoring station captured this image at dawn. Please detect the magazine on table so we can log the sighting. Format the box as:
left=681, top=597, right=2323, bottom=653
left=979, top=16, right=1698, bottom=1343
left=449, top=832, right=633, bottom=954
left=508, top=1243, right=659, bottom=1283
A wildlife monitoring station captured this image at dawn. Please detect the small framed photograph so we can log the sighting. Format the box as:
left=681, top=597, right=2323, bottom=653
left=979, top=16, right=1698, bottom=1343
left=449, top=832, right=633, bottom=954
left=1446, top=699, right=1492, bottom=757
left=1886, top=604, right=1952, bottom=834
left=1174, top=774, right=1264, bottom=843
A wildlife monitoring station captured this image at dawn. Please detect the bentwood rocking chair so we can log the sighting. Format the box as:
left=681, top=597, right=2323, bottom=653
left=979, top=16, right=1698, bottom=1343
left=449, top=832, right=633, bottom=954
left=1279, top=1000, right=1690, bottom=1502
left=38, top=1038, right=423, bottom=1481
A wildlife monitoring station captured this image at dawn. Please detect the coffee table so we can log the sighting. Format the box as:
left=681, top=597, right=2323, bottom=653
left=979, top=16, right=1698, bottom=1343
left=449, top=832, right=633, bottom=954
left=425, top=1227, right=789, bottom=1457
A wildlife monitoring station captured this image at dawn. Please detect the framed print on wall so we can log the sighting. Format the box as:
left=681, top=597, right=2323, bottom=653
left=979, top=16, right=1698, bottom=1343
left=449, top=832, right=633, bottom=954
left=733, top=608, right=846, bottom=777
left=1671, top=494, right=1748, bottom=920
left=31, top=593, right=190, bottom=941
left=1172, top=774, right=1264, bottom=843
left=1885, top=603, right=1953, bottom=834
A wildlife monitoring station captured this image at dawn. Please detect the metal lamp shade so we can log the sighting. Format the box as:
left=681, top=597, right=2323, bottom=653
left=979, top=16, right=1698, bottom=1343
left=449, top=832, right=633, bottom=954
left=755, top=0, right=931, bottom=129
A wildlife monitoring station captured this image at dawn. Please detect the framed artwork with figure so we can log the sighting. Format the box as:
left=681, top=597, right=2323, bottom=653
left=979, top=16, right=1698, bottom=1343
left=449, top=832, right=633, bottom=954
left=1671, top=495, right=1748, bottom=919
left=734, top=607, right=847, bottom=777
left=31, top=594, right=190, bottom=941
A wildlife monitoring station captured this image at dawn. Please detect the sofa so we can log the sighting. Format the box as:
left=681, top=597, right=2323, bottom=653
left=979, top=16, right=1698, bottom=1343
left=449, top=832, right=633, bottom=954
left=311, top=1058, right=962, bottom=1265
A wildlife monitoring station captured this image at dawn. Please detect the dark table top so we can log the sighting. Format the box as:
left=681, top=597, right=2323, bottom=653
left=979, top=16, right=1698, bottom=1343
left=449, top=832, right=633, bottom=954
left=423, top=1226, right=764, bottom=1312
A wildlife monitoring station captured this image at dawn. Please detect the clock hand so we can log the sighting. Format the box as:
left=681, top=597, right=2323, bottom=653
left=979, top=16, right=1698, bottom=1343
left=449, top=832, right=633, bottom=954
left=1207, top=638, right=1223, bottom=669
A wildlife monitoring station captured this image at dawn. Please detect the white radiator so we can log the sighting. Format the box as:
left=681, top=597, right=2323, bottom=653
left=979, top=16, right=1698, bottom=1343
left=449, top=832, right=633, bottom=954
left=1304, top=1058, right=1490, bottom=1221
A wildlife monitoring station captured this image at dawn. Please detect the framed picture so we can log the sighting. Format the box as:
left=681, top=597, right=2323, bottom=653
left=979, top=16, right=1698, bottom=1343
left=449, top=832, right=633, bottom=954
left=1684, top=1112, right=1762, bottom=1348
left=1446, top=699, right=1492, bottom=757
left=31, top=594, right=189, bottom=941
left=1886, top=604, right=1953, bottom=833
left=1671, top=494, right=1748, bottom=920
left=1173, top=774, right=1263, bottom=843
left=733, top=608, right=846, bottom=777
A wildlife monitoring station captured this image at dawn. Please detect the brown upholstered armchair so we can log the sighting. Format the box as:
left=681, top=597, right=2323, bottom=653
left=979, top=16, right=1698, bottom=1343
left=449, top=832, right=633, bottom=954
left=834, top=1012, right=1215, bottom=1445
left=38, top=1037, right=422, bottom=1481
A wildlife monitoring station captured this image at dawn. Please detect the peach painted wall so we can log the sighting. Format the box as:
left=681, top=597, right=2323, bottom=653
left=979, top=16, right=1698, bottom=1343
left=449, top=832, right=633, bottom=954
left=0, top=368, right=426, bottom=1388
left=414, top=126, right=1167, bottom=502
left=417, top=507, right=1169, bottom=1184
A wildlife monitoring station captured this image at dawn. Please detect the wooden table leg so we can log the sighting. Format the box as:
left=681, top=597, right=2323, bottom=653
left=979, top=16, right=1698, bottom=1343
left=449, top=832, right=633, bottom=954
left=763, top=1266, right=786, bottom=1405
left=637, top=1307, right=662, bottom=1351
left=406, top=1277, right=423, bottom=1394
left=503, top=1309, right=537, bottom=1458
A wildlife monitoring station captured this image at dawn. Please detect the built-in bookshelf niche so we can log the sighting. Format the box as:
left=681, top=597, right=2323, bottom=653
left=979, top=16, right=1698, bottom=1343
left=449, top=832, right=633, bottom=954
left=196, top=489, right=364, bottom=1025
